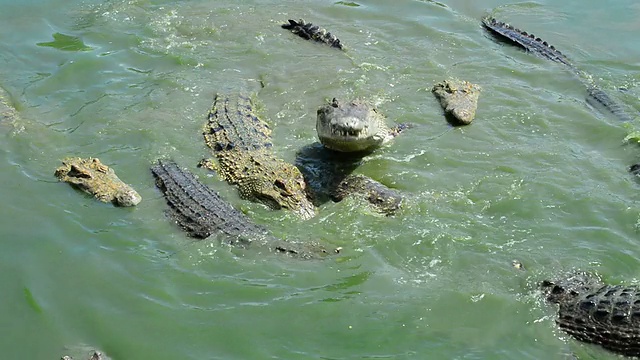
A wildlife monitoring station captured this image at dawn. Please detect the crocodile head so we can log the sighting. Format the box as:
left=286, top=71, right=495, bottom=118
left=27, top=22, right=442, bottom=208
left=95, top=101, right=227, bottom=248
left=316, top=98, right=389, bottom=152
left=242, top=159, right=316, bottom=220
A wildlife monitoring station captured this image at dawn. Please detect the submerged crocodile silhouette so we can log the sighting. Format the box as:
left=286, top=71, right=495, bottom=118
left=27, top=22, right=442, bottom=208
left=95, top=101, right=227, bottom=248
left=482, top=17, right=634, bottom=123
left=152, top=159, right=334, bottom=259
left=541, top=271, right=640, bottom=357
left=200, top=93, right=408, bottom=217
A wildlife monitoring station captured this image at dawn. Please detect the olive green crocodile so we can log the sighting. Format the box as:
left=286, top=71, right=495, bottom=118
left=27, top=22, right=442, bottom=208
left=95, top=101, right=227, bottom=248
left=54, top=157, right=141, bottom=207
left=199, top=93, right=315, bottom=219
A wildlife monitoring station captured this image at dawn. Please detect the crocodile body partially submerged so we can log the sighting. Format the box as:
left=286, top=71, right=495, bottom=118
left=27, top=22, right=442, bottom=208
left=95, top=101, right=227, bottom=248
left=297, top=98, right=407, bottom=216
left=55, top=157, right=142, bottom=207
left=152, top=159, right=334, bottom=259
left=482, top=17, right=634, bottom=123
left=282, top=19, right=343, bottom=50
left=432, top=79, right=481, bottom=125
left=482, top=17, right=573, bottom=67
left=199, top=93, right=315, bottom=219
left=540, top=272, right=640, bottom=357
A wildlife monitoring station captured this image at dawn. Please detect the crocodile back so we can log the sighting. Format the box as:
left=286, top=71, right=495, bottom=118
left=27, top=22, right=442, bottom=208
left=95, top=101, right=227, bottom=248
left=151, top=159, right=268, bottom=242
left=151, top=160, right=331, bottom=258
left=204, top=93, right=273, bottom=152
left=586, top=86, right=635, bottom=122
left=555, top=284, right=640, bottom=357
left=482, top=17, right=573, bottom=67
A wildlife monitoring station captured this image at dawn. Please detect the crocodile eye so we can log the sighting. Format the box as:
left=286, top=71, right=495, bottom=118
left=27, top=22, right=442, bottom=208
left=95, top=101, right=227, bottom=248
left=274, top=180, right=290, bottom=195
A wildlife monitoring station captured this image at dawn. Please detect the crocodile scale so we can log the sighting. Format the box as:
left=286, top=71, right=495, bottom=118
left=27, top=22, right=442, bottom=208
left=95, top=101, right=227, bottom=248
left=482, top=16, right=634, bottom=123
left=542, top=273, right=640, bottom=357
left=201, top=93, right=315, bottom=219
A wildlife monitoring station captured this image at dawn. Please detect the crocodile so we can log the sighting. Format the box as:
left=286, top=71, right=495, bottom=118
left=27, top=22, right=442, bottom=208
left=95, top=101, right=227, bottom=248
left=54, top=157, right=142, bottom=207
left=482, top=16, right=634, bottom=123
left=540, top=271, right=640, bottom=357
left=432, top=79, right=482, bottom=125
left=152, top=159, right=335, bottom=259
left=198, top=93, right=315, bottom=219
left=281, top=19, right=344, bottom=50
left=296, top=98, right=409, bottom=216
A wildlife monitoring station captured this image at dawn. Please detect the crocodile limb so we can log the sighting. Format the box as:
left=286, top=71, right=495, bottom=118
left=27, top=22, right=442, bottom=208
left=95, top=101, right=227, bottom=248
left=152, top=160, right=334, bottom=259
left=200, top=93, right=315, bottom=219
left=482, top=16, right=635, bottom=123
left=281, top=19, right=344, bottom=50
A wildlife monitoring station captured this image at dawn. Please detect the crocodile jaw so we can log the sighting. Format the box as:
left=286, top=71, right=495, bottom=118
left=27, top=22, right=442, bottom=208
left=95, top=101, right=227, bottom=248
left=316, top=98, right=389, bottom=152
left=317, top=117, right=383, bottom=152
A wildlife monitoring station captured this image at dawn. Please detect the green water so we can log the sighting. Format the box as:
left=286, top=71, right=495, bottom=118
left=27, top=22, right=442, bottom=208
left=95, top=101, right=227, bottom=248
left=1, top=0, right=639, bottom=358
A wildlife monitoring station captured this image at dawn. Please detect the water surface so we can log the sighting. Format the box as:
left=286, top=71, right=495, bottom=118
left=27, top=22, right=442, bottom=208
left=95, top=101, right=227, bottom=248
left=1, top=0, right=639, bottom=358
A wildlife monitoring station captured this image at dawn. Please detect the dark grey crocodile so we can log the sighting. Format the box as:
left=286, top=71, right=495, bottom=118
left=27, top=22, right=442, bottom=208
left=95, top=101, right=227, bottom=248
left=152, top=159, right=334, bottom=259
left=540, top=271, right=640, bottom=357
left=199, top=93, right=315, bottom=219
left=282, top=19, right=343, bottom=50
left=60, top=344, right=109, bottom=360
left=316, top=98, right=407, bottom=153
left=482, top=16, right=634, bottom=123
left=482, top=17, right=573, bottom=67
left=586, top=86, right=634, bottom=123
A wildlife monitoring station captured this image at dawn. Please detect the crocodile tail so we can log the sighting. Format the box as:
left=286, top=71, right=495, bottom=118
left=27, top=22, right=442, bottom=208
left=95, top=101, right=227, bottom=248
left=586, top=86, right=634, bottom=122
left=282, top=19, right=343, bottom=50
left=482, top=16, right=572, bottom=67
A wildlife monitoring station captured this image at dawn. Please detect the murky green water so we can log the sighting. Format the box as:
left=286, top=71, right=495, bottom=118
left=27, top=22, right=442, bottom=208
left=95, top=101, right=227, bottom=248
left=1, top=0, right=639, bottom=358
